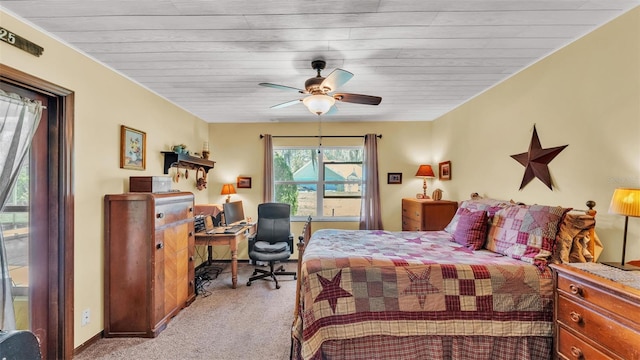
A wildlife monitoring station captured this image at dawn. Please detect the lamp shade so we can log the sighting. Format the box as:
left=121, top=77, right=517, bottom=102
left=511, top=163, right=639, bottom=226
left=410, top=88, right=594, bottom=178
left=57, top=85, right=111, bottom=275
left=609, top=188, right=640, bottom=217
left=415, top=164, right=435, bottom=178
left=302, top=94, right=335, bottom=115
left=220, top=183, right=236, bottom=195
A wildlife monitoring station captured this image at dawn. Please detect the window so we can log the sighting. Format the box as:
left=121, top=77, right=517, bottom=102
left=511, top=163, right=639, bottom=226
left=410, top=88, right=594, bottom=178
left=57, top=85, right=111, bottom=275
left=273, top=147, right=363, bottom=220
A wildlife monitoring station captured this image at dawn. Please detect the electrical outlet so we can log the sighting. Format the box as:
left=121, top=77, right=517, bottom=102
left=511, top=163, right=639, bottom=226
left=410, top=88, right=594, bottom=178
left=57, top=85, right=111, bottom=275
left=81, top=309, right=90, bottom=326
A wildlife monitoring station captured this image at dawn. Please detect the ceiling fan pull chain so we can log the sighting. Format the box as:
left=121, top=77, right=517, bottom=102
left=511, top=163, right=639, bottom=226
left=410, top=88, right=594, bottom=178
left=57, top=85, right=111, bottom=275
left=318, top=115, right=322, bottom=154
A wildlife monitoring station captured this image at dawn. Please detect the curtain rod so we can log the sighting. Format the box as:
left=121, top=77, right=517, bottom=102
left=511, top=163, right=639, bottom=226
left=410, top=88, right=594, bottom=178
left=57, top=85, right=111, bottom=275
left=259, top=134, right=382, bottom=139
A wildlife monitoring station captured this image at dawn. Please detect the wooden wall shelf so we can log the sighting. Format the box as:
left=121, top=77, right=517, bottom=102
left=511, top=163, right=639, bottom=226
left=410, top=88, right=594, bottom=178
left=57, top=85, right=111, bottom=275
left=161, top=151, right=215, bottom=174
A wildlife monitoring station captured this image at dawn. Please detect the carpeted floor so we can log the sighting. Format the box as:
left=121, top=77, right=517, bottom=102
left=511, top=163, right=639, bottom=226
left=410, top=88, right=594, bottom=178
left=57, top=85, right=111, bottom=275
left=75, top=262, right=297, bottom=360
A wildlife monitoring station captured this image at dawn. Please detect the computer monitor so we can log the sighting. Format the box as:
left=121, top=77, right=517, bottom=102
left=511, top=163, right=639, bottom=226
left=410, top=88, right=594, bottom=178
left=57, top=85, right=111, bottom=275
left=223, top=200, right=245, bottom=226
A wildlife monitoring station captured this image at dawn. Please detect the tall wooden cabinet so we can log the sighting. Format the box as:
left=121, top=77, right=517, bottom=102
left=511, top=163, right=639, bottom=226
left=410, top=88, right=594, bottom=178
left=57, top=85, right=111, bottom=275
left=401, top=198, right=458, bottom=231
left=104, top=192, right=195, bottom=338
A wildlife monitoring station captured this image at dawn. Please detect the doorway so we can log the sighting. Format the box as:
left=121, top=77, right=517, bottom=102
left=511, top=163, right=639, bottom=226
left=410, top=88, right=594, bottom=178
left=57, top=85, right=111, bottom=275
left=0, top=65, right=74, bottom=359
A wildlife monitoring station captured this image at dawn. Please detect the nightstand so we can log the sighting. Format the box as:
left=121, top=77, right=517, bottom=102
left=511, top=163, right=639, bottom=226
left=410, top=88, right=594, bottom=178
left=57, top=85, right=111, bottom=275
left=550, top=263, right=640, bottom=359
left=401, top=198, right=457, bottom=231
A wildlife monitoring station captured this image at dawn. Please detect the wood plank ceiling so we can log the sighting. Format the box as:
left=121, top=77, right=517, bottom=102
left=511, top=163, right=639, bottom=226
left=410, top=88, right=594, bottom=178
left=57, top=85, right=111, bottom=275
left=2, top=1, right=639, bottom=123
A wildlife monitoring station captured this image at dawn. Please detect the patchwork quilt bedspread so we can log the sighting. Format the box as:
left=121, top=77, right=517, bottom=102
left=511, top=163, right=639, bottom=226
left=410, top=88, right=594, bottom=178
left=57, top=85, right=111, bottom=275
left=295, top=229, right=554, bottom=359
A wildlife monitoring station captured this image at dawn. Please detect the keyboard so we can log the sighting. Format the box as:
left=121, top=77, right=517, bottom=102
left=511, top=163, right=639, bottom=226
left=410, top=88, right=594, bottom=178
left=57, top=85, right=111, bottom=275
left=223, top=225, right=245, bottom=234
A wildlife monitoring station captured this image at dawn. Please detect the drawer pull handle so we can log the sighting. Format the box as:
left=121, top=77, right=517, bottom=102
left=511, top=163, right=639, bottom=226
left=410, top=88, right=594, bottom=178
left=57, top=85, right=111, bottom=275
left=156, top=243, right=163, bottom=249
left=157, top=212, right=164, bottom=219
left=568, top=284, right=582, bottom=296
left=569, top=311, right=582, bottom=324
left=570, top=346, right=583, bottom=359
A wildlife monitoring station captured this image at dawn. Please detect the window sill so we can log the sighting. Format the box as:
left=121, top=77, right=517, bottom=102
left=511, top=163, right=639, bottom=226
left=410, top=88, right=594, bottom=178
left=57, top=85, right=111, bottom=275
left=292, top=216, right=359, bottom=222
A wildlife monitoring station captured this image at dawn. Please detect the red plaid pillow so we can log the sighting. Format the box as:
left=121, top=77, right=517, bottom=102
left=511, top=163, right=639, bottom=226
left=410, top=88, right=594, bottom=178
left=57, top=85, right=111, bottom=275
left=444, top=198, right=510, bottom=233
left=452, top=208, right=488, bottom=250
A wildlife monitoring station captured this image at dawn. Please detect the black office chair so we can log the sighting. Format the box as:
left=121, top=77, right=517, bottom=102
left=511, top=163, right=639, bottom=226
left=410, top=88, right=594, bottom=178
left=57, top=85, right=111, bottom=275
left=246, top=202, right=296, bottom=289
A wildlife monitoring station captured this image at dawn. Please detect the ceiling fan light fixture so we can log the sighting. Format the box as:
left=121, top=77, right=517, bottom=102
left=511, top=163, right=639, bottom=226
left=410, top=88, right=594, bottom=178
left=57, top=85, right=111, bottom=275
left=303, top=94, right=335, bottom=115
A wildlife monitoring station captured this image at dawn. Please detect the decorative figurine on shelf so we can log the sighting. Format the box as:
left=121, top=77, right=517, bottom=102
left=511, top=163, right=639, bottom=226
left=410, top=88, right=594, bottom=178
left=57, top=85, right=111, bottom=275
left=172, top=144, right=188, bottom=154
left=432, top=188, right=443, bottom=201
left=202, top=141, right=210, bottom=159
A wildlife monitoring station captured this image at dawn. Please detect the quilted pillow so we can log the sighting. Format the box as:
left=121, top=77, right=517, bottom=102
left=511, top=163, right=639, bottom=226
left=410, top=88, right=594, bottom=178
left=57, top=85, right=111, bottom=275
left=444, top=198, right=510, bottom=234
left=485, top=204, right=570, bottom=267
left=452, top=208, right=488, bottom=250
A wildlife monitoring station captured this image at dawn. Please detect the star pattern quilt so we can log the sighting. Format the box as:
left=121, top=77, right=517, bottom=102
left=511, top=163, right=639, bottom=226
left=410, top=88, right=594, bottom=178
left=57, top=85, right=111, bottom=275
left=294, top=229, right=554, bottom=360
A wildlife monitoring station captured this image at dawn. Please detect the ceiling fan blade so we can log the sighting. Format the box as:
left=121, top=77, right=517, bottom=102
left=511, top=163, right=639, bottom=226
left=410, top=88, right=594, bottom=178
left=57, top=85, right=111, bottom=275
left=270, top=99, right=302, bottom=109
left=321, top=69, right=353, bottom=91
left=333, top=93, right=382, bottom=106
left=259, top=82, right=305, bottom=93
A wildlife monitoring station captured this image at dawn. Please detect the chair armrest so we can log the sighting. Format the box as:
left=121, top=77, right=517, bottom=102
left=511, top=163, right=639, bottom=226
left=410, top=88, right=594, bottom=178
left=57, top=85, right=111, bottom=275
left=248, top=233, right=257, bottom=253
left=287, top=233, right=294, bottom=253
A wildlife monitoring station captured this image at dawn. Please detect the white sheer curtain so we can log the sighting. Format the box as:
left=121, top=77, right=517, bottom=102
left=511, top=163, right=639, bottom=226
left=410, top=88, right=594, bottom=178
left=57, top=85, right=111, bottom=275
left=262, top=134, right=274, bottom=203
left=0, top=89, right=43, bottom=330
left=359, top=134, right=383, bottom=230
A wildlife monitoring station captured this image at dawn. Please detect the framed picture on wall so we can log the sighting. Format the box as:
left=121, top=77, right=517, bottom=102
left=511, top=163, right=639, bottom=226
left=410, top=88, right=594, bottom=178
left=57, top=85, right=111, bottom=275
left=387, top=173, right=402, bottom=184
left=237, top=176, right=252, bottom=189
left=439, top=161, right=451, bottom=181
left=120, top=125, right=146, bottom=170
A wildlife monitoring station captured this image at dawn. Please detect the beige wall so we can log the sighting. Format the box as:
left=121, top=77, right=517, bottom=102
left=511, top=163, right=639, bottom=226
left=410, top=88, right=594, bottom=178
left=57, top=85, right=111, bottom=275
left=2, top=5, right=640, bottom=352
left=201, top=121, right=432, bottom=259
left=1, top=12, right=212, bottom=347
left=431, top=8, right=640, bottom=264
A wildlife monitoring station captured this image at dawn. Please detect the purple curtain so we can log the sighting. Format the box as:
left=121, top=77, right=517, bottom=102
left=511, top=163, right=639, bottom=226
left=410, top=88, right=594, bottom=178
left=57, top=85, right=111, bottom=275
left=262, top=134, right=274, bottom=203
left=359, top=134, right=383, bottom=230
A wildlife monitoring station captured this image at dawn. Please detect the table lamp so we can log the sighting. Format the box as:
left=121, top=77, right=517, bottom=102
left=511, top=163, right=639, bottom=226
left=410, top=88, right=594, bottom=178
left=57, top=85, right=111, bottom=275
left=415, top=164, right=435, bottom=199
left=603, top=188, right=640, bottom=270
left=220, top=183, right=236, bottom=203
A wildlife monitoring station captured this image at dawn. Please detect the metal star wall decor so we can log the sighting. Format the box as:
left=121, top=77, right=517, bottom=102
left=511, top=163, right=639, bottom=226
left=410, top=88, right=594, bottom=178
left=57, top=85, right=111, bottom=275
left=510, top=125, right=568, bottom=190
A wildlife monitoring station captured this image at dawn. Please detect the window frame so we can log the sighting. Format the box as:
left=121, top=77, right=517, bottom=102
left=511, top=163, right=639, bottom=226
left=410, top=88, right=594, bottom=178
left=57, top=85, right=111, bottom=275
left=273, top=146, right=363, bottom=222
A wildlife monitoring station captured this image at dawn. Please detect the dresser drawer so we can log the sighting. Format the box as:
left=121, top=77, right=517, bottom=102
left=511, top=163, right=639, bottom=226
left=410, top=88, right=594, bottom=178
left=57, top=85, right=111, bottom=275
left=402, top=200, right=423, bottom=221
left=557, top=295, right=640, bottom=359
left=155, top=201, right=194, bottom=226
left=552, top=264, right=640, bottom=360
left=401, top=217, right=421, bottom=231
left=557, top=273, right=640, bottom=328
left=557, top=326, right=614, bottom=360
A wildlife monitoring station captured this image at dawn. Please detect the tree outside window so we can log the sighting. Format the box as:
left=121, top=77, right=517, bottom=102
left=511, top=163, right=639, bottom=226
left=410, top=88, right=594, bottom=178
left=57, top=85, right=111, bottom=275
left=273, top=147, right=362, bottom=220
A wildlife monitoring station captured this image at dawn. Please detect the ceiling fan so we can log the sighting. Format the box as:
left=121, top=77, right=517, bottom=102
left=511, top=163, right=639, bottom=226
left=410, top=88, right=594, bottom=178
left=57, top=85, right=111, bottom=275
left=259, top=59, right=382, bottom=115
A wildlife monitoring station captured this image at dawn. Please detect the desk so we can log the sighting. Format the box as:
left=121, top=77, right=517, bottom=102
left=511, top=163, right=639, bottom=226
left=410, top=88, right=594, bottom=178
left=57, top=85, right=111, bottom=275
left=194, top=224, right=255, bottom=289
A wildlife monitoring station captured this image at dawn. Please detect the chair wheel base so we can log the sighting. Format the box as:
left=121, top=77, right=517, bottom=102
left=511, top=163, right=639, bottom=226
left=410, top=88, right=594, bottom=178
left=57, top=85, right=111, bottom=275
left=247, top=262, right=296, bottom=290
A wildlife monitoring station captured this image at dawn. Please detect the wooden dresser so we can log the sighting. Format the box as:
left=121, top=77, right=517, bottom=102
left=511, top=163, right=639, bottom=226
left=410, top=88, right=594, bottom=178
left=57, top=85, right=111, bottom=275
left=551, top=263, right=640, bottom=360
left=401, top=198, right=458, bottom=231
left=104, top=192, right=196, bottom=337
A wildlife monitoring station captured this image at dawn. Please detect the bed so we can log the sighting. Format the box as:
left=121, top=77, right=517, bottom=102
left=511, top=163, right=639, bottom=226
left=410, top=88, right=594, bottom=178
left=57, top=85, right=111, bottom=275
left=291, top=198, right=600, bottom=360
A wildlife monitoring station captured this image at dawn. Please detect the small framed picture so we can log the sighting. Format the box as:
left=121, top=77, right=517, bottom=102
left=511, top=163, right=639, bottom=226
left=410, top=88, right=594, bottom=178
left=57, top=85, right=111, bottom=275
left=120, top=125, right=146, bottom=170
left=439, top=161, right=451, bottom=181
left=237, top=176, right=252, bottom=189
left=387, top=172, right=402, bottom=184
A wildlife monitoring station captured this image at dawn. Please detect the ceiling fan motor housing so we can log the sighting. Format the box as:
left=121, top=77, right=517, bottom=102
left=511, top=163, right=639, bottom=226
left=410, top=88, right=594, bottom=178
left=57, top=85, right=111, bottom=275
left=305, top=59, right=331, bottom=94
left=305, top=77, right=328, bottom=94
